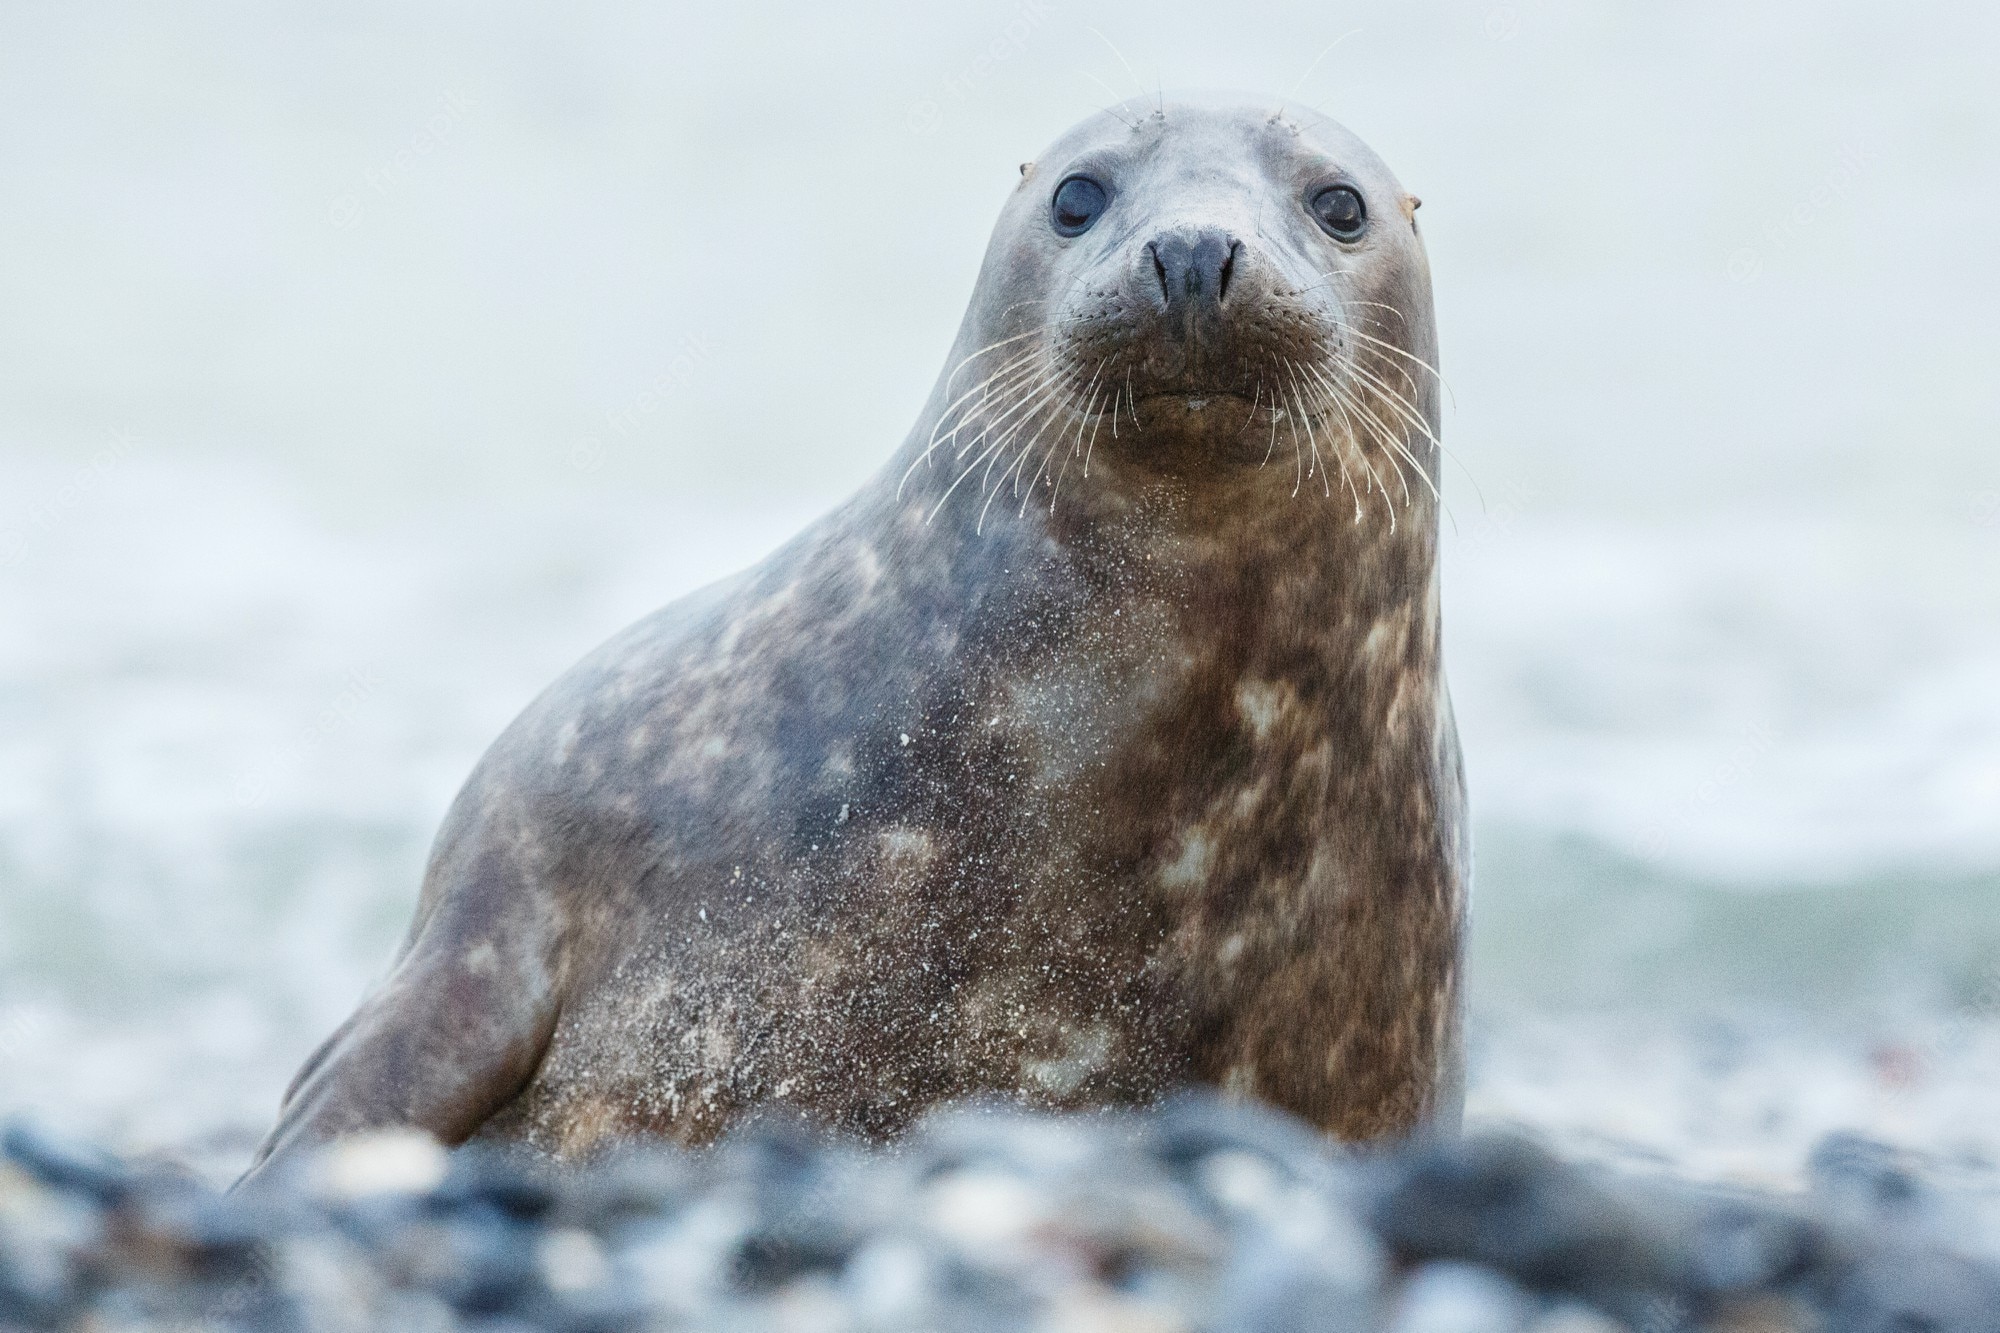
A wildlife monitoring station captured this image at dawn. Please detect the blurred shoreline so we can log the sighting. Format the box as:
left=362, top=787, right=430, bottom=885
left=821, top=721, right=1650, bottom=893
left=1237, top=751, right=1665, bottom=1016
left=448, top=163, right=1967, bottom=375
left=3, top=458, right=1997, bottom=1183
left=4, top=1, right=1998, bottom=1184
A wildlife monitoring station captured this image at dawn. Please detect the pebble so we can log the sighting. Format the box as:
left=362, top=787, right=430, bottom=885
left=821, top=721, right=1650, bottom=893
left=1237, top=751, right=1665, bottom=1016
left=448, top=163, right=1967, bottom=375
left=2, top=1097, right=1996, bottom=1331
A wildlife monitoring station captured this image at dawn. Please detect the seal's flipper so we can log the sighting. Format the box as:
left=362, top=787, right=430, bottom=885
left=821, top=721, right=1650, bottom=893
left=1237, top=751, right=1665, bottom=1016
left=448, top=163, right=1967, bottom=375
left=237, top=879, right=562, bottom=1187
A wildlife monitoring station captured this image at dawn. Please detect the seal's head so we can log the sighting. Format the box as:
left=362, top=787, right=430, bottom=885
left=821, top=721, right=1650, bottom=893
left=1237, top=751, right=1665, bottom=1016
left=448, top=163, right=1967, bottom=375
left=917, top=97, right=1438, bottom=527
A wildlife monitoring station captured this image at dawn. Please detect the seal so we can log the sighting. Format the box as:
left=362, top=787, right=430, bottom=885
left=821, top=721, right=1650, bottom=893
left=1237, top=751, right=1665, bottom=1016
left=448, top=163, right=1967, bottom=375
left=245, top=94, right=1468, bottom=1179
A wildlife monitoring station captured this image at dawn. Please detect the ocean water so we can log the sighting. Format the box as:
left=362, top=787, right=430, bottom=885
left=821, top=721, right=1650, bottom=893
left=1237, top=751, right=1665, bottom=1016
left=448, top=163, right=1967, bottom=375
left=3, top=0, right=1998, bottom=1186
left=4, top=456, right=1996, bottom=1189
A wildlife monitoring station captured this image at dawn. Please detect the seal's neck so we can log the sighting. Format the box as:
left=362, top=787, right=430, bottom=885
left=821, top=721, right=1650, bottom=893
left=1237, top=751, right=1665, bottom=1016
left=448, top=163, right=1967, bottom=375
left=890, top=421, right=1439, bottom=602
left=867, top=442, right=1445, bottom=774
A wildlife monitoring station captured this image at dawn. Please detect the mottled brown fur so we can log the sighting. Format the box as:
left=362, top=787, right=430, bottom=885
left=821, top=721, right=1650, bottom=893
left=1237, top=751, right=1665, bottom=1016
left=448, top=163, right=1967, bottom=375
left=245, top=97, right=1468, bottom=1180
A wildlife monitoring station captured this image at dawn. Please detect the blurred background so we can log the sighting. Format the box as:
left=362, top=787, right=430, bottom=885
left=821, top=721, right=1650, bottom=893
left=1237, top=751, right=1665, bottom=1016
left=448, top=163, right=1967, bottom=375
left=2, top=0, right=1996, bottom=1186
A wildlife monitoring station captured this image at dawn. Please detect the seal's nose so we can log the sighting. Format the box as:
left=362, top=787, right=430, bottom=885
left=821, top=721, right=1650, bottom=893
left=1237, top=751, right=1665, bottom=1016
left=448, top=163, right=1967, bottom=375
left=1148, top=231, right=1240, bottom=322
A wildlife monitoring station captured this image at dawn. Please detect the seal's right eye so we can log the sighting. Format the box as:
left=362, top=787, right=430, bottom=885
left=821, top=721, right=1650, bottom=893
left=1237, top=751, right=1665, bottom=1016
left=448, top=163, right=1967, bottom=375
left=1309, top=185, right=1368, bottom=240
left=1051, top=176, right=1108, bottom=237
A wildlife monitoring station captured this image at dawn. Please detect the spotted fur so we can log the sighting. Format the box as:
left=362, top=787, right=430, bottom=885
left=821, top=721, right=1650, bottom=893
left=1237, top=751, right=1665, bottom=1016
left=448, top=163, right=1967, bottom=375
left=246, top=98, right=1468, bottom=1179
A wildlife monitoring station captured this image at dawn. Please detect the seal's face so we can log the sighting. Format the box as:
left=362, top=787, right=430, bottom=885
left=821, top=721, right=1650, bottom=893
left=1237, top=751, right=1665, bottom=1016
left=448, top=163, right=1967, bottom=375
left=924, top=100, right=1439, bottom=523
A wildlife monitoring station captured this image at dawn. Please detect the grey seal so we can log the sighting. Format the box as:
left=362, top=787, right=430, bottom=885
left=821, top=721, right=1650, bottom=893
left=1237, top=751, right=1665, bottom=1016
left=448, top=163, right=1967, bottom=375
left=246, top=94, right=1468, bottom=1179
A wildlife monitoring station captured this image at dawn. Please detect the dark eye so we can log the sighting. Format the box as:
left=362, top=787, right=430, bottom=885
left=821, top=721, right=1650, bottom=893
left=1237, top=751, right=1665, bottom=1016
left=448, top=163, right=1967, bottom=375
left=1309, top=185, right=1367, bottom=240
left=1051, top=175, right=1108, bottom=237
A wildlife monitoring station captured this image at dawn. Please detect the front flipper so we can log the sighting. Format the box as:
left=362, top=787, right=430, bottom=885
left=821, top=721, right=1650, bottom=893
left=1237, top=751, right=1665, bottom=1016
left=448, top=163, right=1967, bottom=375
left=237, top=865, right=562, bottom=1188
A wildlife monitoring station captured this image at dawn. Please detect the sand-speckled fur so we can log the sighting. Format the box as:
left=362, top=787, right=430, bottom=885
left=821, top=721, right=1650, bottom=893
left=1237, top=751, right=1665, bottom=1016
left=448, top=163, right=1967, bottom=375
left=246, top=98, right=1469, bottom=1178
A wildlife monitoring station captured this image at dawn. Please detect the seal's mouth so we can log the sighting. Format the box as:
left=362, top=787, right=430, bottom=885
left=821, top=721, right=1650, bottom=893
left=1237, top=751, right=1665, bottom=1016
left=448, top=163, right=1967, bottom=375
left=906, top=306, right=1439, bottom=529
left=1133, top=388, right=1263, bottom=413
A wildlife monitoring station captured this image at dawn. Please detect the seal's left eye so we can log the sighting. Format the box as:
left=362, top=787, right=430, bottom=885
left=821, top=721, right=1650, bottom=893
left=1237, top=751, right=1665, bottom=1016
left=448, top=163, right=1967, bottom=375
left=1051, top=176, right=1108, bottom=237
left=1310, top=185, right=1368, bottom=240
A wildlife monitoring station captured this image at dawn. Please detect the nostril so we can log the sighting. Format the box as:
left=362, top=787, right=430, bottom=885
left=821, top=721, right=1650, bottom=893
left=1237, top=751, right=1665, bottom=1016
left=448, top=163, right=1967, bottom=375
left=1149, top=243, right=1169, bottom=303
left=1184, top=234, right=1232, bottom=312
left=1217, top=241, right=1240, bottom=305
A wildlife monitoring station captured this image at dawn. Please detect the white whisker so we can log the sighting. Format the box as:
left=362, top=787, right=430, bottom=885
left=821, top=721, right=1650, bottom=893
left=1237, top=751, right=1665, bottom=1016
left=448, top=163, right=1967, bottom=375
left=1328, top=357, right=1443, bottom=500
left=1084, top=362, right=1116, bottom=474
left=952, top=363, right=1067, bottom=462
left=901, top=350, right=1049, bottom=497
left=1281, top=360, right=1333, bottom=500
left=941, top=326, right=1047, bottom=398
left=1306, top=358, right=1432, bottom=511
left=928, top=350, right=1046, bottom=452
